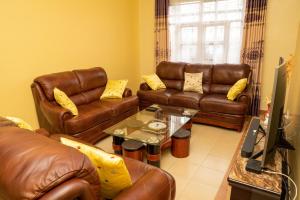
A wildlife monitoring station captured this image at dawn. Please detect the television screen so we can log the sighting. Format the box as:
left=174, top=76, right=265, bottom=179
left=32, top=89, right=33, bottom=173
left=261, top=61, right=287, bottom=167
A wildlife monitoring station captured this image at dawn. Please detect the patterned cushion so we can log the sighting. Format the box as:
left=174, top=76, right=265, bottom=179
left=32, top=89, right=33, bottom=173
left=5, top=116, right=33, bottom=130
left=54, top=88, right=78, bottom=116
left=142, top=74, right=166, bottom=90
left=100, top=80, right=128, bottom=99
left=60, top=137, right=132, bottom=199
left=227, top=78, right=247, bottom=101
left=183, top=72, right=203, bottom=93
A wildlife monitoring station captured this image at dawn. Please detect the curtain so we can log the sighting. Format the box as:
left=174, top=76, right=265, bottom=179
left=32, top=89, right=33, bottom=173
left=155, top=0, right=170, bottom=66
left=240, top=0, right=268, bottom=116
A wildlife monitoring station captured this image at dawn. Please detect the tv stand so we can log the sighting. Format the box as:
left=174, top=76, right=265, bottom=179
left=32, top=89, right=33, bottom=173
left=228, top=124, right=286, bottom=200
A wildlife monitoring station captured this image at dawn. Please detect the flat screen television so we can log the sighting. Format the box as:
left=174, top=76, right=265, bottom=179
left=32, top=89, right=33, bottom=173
left=260, top=58, right=294, bottom=168
left=261, top=59, right=287, bottom=167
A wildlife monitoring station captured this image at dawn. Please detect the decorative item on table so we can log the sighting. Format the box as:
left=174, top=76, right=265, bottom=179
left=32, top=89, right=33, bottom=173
left=263, top=97, right=271, bottom=127
left=114, top=128, right=127, bottom=136
left=142, top=119, right=168, bottom=135
left=155, top=108, right=164, bottom=120
left=147, top=136, right=160, bottom=144
left=182, top=109, right=192, bottom=117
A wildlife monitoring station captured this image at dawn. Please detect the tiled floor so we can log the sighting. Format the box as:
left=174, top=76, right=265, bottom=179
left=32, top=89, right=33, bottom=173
left=96, top=124, right=242, bottom=200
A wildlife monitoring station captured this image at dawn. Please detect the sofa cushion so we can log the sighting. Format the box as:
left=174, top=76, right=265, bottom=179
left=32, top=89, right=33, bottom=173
left=200, top=94, right=247, bottom=115
left=101, top=96, right=139, bottom=116
left=34, top=71, right=81, bottom=101
left=73, top=67, right=107, bottom=91
left=169, top=92, right=204, bottom=109
left=156, top=61, right=186, bottom=90
left=64, top=101, right=113, bottom=134
left=211, top=64, right=250, bottom=94
left=137, top=89, right=179, bottom=105
left=185, top=64, right=213, bottom=93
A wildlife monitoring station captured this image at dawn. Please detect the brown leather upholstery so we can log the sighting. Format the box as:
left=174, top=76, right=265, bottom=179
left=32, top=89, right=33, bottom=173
left=0, top=127, right=100, bottom=200
left=200, top=94, right=247, bottom=115
left=169, top=92, right=204, bottom=109
left=0, top=127, right=176, bottom=200
left=156, top=61, right=186, bottom=90
left=137, top=89, right=179, bottom=105
left=32, top=67, right=138, bottom=144
left=137, top=62, right=252, bottom=131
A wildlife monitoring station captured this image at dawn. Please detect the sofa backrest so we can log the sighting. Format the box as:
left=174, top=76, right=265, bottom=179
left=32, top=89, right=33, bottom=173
left=156, top=61, right=186, bottom=90
left=34, top=67, right=107, bottom=105
left=185, top=64, right=213, bottom=93
left=0, top=127, right=100, bottom=200
left=211, top=64, right=250, bottom=94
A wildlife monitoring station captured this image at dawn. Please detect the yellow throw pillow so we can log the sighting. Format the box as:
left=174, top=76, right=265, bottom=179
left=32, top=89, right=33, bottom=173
left=60, top=137, right=132, bottom=199
left=183, top=72, right=203, bottom=93
left=227, top=78, right=248, bottom=101
left=53, top=88, right=78, bottom=116
left=100, top=80, right=128, bottom=99
left=142, top=74, right=166, bottom=90
left=5, top=116, right=33, bottom=130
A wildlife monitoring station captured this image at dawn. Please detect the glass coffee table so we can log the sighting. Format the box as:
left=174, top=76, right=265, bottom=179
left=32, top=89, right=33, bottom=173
left=103, top=104, right=198, bottom=167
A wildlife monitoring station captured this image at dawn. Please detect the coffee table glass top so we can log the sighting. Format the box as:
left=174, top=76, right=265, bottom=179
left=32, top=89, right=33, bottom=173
left=103, top=104, right=198, bottom=145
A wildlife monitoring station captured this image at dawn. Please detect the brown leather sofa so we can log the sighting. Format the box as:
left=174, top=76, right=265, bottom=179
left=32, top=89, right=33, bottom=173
left=0, top=126, right=176, bottom=200
left=31, top=67, right=139, bottom=144
left=137, top=62, right=252, bottom=131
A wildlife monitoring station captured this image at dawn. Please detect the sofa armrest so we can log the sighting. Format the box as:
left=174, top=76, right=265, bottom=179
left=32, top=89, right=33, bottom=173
left=123, top=88, right=132, bottom=98
left=39, top=178, right=97, bottom=200
left=114, top=169, right=175, bottom=200
left=236, top=84, right=253, bottom=107
left=40, top=101, right=73, bottom=132
left=140, top=82, right=151, bottom=91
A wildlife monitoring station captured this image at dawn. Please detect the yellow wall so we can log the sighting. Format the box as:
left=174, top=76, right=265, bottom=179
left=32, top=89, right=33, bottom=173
left=138, top=0, right=155, bottom=78
left=286, top=24, right=300, bottom=200
left=261, top=0, right=300, bottom=110
left=0, top=0, right=139, bottom=128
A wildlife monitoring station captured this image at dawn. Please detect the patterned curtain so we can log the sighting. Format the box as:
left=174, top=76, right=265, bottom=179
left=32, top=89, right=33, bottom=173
left=155, top=0, right=170, bottom=66
left=240, top=0, right=268, bottom=116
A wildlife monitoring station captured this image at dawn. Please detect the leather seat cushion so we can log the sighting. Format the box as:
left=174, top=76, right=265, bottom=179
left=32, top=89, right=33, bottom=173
left=64, top=101, right=113, bottom=134
left=137, top=89, right=179, bottom=105
left=200, top=94, right=247, bottom=115
left=169, top=92, right=204, bottom=109
left=100, top=96, right=138, bottom=116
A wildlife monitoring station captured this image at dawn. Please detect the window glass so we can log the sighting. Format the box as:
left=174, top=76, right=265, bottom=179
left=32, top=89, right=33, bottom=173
left=169, top=0, right=245, bottom=64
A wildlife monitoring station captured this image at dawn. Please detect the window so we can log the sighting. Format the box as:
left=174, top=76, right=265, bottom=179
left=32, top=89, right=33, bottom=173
left=169, top=0, right=245, bottom=64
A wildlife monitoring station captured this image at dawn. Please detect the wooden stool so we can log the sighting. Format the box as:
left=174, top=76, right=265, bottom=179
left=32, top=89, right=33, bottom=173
left=171, top=129, right=191, bottom=158
left=122, top=140, right=144, bottom=161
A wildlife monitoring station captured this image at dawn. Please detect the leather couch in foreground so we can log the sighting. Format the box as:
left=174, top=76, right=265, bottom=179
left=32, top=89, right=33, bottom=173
left=0, top=127, right=176, bottom=200
left=31, top=67, right=138, bottom=144
left=137, top=62, right=252, bottom=131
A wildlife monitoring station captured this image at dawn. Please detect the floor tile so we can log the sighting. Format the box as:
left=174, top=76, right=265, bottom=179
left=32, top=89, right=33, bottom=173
left=202, top=155, right=231, bottom=172
left=194, top=166, right=225, bottom=187
left=178, top=181, right=218, bottom=200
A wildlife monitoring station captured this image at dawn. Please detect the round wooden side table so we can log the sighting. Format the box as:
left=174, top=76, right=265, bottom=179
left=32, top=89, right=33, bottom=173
left=171, top=129, right=191, bottom=158
left=122, top=140, right=144, bottom=161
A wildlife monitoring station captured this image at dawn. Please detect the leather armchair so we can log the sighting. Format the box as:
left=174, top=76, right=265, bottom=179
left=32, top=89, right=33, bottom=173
left=31, top=67, right=139, bottom=144
left=0, top=127, right=176, bottom=200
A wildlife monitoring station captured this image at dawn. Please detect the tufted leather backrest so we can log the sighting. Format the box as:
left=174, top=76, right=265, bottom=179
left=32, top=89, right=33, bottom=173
left=185, top=64, right=213, bottom=93
left=0, top=127, right=100, bottom=200
left=156, top=61, right=186, bottom=90
left=34, top=67, right=107, bottom=105
left=211, top=64, right=251, bottom=94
